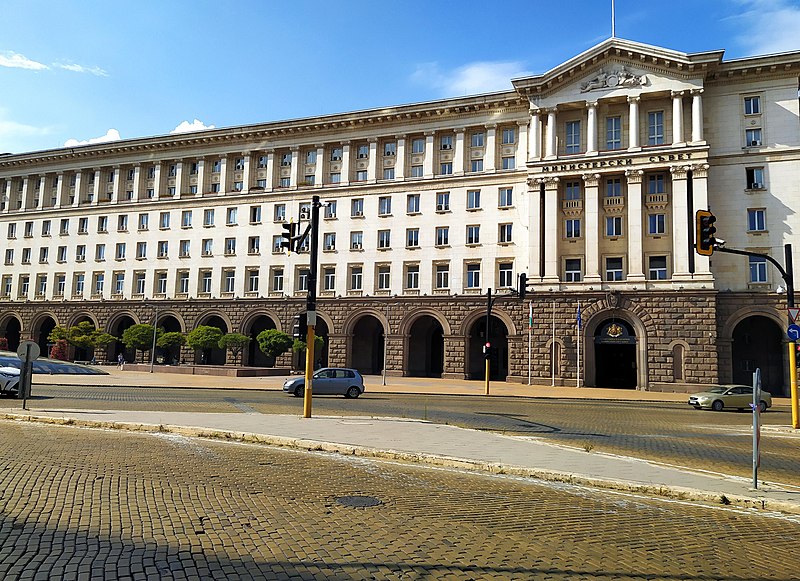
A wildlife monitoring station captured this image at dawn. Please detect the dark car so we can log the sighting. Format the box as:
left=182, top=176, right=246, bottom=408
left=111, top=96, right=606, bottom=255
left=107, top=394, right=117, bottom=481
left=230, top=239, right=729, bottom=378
left=283, top=368, right=365, bottom=398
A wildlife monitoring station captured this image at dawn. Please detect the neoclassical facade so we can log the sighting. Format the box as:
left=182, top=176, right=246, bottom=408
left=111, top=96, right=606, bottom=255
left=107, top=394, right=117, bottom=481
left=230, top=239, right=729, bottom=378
left=1, top=38, right=798, bottom=393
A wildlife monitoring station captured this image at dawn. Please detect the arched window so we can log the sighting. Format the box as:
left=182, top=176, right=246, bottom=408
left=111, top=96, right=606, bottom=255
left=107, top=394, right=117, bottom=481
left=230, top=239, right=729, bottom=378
left=672, top=344, right=685, bottom=382
left=551, top=342, right=562, bottom=377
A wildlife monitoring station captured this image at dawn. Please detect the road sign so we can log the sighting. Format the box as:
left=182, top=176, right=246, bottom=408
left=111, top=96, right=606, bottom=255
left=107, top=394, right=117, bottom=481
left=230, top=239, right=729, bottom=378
left=789, top=308, right=800, bottom=323
left=788, top=324, right=800, bottom=341
left=17, top=340, right=40, bottom=362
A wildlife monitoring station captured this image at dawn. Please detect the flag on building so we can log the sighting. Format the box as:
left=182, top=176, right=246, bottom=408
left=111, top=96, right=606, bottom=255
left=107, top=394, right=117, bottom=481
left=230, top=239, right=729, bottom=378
left=576, top=303, right=582, bottom=330
left=528, top=301, right=533, bottom=329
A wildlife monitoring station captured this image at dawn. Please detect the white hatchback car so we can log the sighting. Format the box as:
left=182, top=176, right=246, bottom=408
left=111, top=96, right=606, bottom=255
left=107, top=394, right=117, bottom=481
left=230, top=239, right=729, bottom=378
left=0, top=366, right=20, bottom=397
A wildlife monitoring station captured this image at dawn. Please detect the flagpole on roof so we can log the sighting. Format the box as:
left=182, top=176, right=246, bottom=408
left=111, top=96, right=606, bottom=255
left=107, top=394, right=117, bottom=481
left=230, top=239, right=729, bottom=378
left=611, top=0, right=616, bottom=38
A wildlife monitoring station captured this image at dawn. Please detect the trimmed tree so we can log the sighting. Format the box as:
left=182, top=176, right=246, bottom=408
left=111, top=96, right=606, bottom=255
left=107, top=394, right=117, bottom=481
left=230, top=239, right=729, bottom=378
left=49, top=339, right=69, bottom=361
left=157, top=331, right=186, bottom=365
left=186, top=326, right=224, bottom=364
left=256, top=329, right=293, bottom=364
left=292, top=335, right=326, bottom=370
left=122, top=324, right=159, bottom=363
left=218, top=333, right=251, bottom=366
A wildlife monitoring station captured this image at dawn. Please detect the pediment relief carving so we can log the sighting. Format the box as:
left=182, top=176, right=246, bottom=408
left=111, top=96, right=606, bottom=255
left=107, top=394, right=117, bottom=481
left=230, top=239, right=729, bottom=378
left=580, top=66, right=647, bottom=92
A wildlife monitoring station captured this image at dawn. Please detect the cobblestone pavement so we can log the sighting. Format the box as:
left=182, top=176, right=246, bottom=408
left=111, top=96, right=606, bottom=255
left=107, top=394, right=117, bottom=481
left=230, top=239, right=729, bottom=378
left=4, top=385, right=799, bottom=487
left=2, top=421, right=800, bottom=580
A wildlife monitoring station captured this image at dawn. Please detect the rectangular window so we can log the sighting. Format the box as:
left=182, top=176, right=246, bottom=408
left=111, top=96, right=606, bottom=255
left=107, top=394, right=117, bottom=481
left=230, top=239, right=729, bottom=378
left=36, top=274, right=47, bottom=296
left=378, top=230, right=391, bottom=249
left=410, top=165, right=424, bottom=178
left=383, top=168, right=395, bottom=180
left=467, top=189, right=481, bottom=210
left=56, top=275, right=65, bottom=296
left=746, top=167, right=765, bottom=189
left=21, top=247, right=31, bottom=264
left=137, top=213, right=149, bottom=231
left=351, top=198, right=364, bottom=217
left=406, top=228, right=419, bottom=248
left=411, top=138, right=425, bottom=154
left=501, top=157, right=515, bottom=170
left=223, top=270, right=235, bottom=293
left=136, top=241, right=146, bottom=259
left=648, top=214, right=666, bottom=235
left=305, top=150, right=317, bottom=164
left=226, top=207, right=237, bottom=225
left=203, top=209, right=215, bottom=226
left=60, top=219, right=69, bottom=235
left=471, top=132, right=484, bottom=147
left=38, top=247, right=48, bottom=263
left=606, top=178, right=622, bottom=197
left=57, top=246, right=67, bottom=262
left=436, top=192, right=450, bottom=212
left=356, top=145, right=369, bottom=159
left=178, top=271, right=189, bottom=295
left=157, top=241, right=168, bottom=258
left=200, top=271, right=212, bottom=294
left=749, top=256, right=767, bottom=283
left=470, top=159, right=483, bottom=173
left=384, top=142, right=396, bottom=156
left=181, top=210, right=192, bottom=228
left=24, top=221, right=33, bottom=237
left=249, top=205, right=262, bottom=224
left=648, top=256, right=668, bottom=280
left=606, top=116, right=622, bottom=149
left=159, top=211, right=170, bottom=229
left=497, top=188, right=514, bottom=208
left=272, top=268, right=283, bottom=292
left=279, top=177, right=290, bottom=188
left=565, top=120, right=581, bottom=154
left=466, top=225, right=480, bottom=245
left=280, top=153, right=292, bottom=167
left=330, top=147, right=343, bottom=161
left=95, top=244, right=105, bottom=261
left=41, top=220, right=51, bottom=236
left=155, top=272, right=168, bottom=295
left=303, top=175, right=314, bottom=186
left=74, top=274, right=85, bottom=295
left=565, top=259, right=582, bottom=282
left=440, top=135, right=453, bottom=150
left=135, top=272, right=146, bottom=295
left=748, top=209, right=766, bottom=232
left=499, top=223, right=513, bottom=243
left=436, top=264, right=449, bottom=289
left=605, top=257, right=624, bottom=281
left=350, top=231, right=363, bottom=250
left=744, top=96, right=761, bottom=115
left=224, top=237, right=236, bottom=255
left=179, top=240, right=191, bottom=258
left=355, top=170, right=368, bottom=182
left=274, top=204, right=286, bottom=222
left=377, top=266, right=390, bottom=290
left=323, top=268, right=335, bottom=291
left=436, top=226, right=449, bottom=246
left=466, top=263, right=480, bottom=289
left=329, top=172, right=341, bottom=184
left=378, top=196, right=392, bottom=216
left=648, top=111, right=664, bottom=145
left=323, top=232, right=336, bottom=251
left=350, top=266, right=363, bottom=291
left=439, top=162, right=453, bottom=175
left=78, top=217, right=88, bottom=234
left=7, top=223, right=16, bottom=239
left=247, top=269, right=259, bottom=293
left=113, top=272, right=125, bottom=295
left=202, top=239, right=213, bottom=256
left=298, top=269, right=309, bottom=292
left=565, top=181, right=581, bottom=200
left=117, top=215, right=128, bottom=232
left=746, top=128, right=762, bottom=147
left=407, top=194, right=420, bottom=214
left=115, top=242, right=126, bottom=260
left=565, top=219, right=581, bottom=238
left=94, top=272, right=105, bottom=295
left=501, top=128, right=516, bottom=144
left=406, top=264, right=420, bottom=290
left=499, top=263, right=514, bottom=288
left=647, top=174, right=665, bottom=194
left=606, top=216, right=623, bottom=237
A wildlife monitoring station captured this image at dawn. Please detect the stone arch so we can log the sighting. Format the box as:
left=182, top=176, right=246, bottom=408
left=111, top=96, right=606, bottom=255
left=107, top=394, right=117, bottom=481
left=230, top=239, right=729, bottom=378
left=193, top=309, right=233, bottom=332
left=0, top=312, right=23, bottom=352
left=461, top=307, right=512, bottom=381
left=667, top=339, right=691, bottom=383
left=545, top=338, right=567, bottom=380
left=342, top=308, right=390, bottom=336
left=458, top=307, right=516, bottom=338
left=30, top=312, right=60, bottom=356
left=721, top=306, right=784, bottom=340
left=347, top=312, right=386, bottom=375
left=106, top=311, right=140, bottom=364
left=584, top=307, right=649, bottom=389
left=397, top=307, right=451, bottom=336
left=241, top=310, right=280, bottom=367
left=67, top=311, right=99, bottom=328
left=240, top=310, right=281, bottom=335
left=192, top=312, right=230, bottom=365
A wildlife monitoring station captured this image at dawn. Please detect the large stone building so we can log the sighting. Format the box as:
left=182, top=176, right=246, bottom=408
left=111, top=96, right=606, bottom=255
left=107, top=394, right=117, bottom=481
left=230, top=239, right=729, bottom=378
left=1, top=38, right=798, bottom=393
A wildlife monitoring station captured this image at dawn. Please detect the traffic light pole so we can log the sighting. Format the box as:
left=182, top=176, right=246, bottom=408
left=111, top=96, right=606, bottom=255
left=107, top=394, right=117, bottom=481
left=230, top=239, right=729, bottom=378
left=718, top=244, right=798, bottom=428
left=303, top=195, right=320, bottom=419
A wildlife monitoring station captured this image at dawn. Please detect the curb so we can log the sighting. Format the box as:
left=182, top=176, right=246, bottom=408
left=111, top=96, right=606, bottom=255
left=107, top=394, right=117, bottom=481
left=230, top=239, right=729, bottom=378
left=4, top=411, right=799, bottom=516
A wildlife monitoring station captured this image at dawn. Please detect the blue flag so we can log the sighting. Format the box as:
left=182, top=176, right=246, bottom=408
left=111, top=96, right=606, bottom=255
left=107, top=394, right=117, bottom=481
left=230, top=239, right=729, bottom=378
left=576, top=304, right=582, bottom=329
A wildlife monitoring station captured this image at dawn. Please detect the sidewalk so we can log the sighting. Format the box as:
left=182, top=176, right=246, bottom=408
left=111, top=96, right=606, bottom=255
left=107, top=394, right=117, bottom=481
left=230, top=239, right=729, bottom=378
left=9, top=366, right=800, bottom=516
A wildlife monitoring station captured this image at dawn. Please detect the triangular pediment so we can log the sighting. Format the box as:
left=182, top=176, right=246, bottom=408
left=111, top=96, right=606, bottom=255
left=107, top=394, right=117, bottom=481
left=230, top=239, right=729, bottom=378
left=513, top=38, right=725, bottom=100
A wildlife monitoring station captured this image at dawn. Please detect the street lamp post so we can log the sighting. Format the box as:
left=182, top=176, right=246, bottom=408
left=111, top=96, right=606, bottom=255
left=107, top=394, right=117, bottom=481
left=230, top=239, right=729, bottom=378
left=149, top=302, right=160, bottom=373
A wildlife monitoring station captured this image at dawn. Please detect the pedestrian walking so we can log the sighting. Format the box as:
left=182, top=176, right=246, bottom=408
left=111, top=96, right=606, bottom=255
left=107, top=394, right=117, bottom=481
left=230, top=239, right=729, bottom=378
left=117, top=353, right=125, bottom=369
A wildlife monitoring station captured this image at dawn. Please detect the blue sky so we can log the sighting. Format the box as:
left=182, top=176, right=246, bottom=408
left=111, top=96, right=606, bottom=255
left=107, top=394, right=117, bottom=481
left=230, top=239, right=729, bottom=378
left=2, top=0, right=799, bottom=154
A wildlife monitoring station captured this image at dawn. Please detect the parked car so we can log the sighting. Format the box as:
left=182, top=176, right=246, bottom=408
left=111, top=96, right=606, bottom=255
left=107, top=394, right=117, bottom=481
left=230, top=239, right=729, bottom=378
left=283, top=368, right=365, bottom=398
left=0, top=366, right=20, bottom=397
left=688, top=385, right=771, bottom=412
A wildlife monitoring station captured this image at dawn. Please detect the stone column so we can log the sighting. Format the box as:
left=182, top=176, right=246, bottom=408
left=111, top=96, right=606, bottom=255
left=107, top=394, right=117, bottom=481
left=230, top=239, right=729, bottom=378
left=2, top=180, right=11, bottom=213
left=672, top=91, right=685, bottom=146
left=528, top=178, right=543, bottom=280
left=625, top=169, right=646, bottom=281
left=72, top=172, right=82, bottom=208
left=314, top=145, right=325, bottom=186
left=542, top=177, right=560, bottom=283
left=453, top=129, right=465, bottom=175
left=442, top=335, right=467, bottom=379
left=583, top=173, right=602, bottom=283
left=586, top=101, right=598, bottom=155
left=484, top=124, right=497, bottom=172
left=670, top=166, right=692, bottom=280
left=516, top=120, right=529, bottom=168
left=289, top=148, right=300, bottom=188
left=241, top=152, right=251, bottom=192
left=91, top=169, right=101, bottom=205
left=20, top=177, right=31, bottom=211
left=529, top=108, right=542, bottom=161
left=173, top=161, right=183, bottom=199
left=131, top=166, right=141, bottom=201
left=367, top=139, right=378, bottom=182
left=196, top=159, right=206, bottom=195
left=264, top=152, right=275, bottom=191
left=217, top=157, right=227, bottom=195
left=628, top=97, right=640, bottom=150
left=691, top=89, right=704, bottom=144
left=691, top=164, right=712, bottom=278
left=395, top=137, right=406, bottom=180
left=423, top=132, right=435, bottom=178
left=111, top=167, right=121, bottom=204
left=54, top=173, right=64, bottom=209
left=340, top=142, right=351, bottom=185
left=37, top=175, right=46, bottom=209
left=545, top=109, right=558, bottom=159
left=152, top=162, right=162, bottom=200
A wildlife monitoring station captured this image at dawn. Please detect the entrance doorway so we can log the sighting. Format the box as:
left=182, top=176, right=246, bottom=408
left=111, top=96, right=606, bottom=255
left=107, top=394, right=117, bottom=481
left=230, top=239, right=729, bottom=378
left=407, top=315, right=444, bottom=377
left=594, top=319, right=637, bottom=388
left=732, top=316, right=783, bottom=395
left=467, top=316, right=508, bottom=381
left=351, top=315, right=384, bottom=375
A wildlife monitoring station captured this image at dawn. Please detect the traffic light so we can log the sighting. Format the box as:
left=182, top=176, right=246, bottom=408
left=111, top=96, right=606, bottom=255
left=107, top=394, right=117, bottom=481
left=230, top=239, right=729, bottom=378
left=696, top=210, right=717, bottom=256
left=281, top=221, right=298, bottom=252
left=291, top=315, right=305, bottom=340
left=517, top=272, right=527, bottom=300
left=483, top=342, right=491, bottom=360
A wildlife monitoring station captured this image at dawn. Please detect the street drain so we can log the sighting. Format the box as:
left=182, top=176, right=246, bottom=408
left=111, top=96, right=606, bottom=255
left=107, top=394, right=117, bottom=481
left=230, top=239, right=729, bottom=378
left=336, top=495, right=381, bottom=508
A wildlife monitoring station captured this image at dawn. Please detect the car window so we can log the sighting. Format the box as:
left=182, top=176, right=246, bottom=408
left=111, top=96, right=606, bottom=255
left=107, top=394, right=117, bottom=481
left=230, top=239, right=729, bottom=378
left=344, top=370, right=355, bottom=378
left=707, top=387, right=727, bottom=394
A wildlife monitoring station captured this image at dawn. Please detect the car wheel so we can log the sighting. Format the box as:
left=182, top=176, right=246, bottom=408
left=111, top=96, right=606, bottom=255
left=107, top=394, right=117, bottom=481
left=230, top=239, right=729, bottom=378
left=345, top=386, right=360, bottom=399
left=293, top=385, right=304, bottom=398
left=759, top=401, right=768, bottom=414
left=711, top=400, right=724, bottom=412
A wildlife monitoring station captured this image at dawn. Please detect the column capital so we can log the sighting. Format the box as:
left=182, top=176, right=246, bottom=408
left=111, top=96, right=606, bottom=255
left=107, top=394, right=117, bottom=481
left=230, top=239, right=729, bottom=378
left=484, top=123, right=497, bottom=130
left=625, top=169, right=644, bottom=184
left=394, top=134, right=406, bottom=140
left=669, top=165, right=690, bottom=180
left=529, top=176, right=559, bottom=188
left=340, top=140, right=351, bottom=146
left=368, top=137, right=378, bottom=143
left=529, top=104, right=541, bottom=114
left=585, top=100, right=598, bottom=109
left=627, top=96, right=640, bottom=104
left=690, top=88, right=704, bottom=96
left=424, top=130, right=436, bottom=137
left=452, top=127, right=465, bottom=133
left=516, top=120, right=528, bottom=127
left=290, top=146, right=300, bottom=152
left=542, top=107, right=558, bottom=114
left=671, top=90, right=685, bottom=98
left=582, top=172, right=602, bottom=187
left=689, top=163, right=710, bottom=179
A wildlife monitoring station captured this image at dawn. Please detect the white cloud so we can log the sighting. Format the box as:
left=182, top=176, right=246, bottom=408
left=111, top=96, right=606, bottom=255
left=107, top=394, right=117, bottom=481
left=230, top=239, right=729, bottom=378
left=170, top=119, right=216, bottom=134
left=64, top=128, right=121, bottom=147
left=54, top=63, right=108, bottom=77
left=733, top=0, right=800, bottom=54
left=0, top=51, right=49, bottom=70
left=412, top=61, right=532, bottom=96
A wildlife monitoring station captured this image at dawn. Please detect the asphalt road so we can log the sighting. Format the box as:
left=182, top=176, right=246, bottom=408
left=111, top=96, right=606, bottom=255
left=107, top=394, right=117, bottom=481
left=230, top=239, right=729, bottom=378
left=4, top=383, right=799, bottom=487
left=2, top=421, right=799, bottom=580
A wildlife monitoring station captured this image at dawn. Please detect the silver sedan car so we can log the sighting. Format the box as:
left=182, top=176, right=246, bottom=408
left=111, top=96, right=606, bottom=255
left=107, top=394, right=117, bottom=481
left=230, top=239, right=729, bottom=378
left=283, top=368, right=365, bottom=398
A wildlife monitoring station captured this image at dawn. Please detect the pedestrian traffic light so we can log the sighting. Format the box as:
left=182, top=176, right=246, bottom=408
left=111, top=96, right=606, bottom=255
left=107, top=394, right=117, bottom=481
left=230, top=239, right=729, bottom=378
left=291, top=315, right=305, bottom=340
left=281, top=221, right=298, bottom=252
left=696, top=210, right=717, bottom=256
left=517, top=272, right=527, bottom=300
left=484, top=342, right=491, bottom=360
